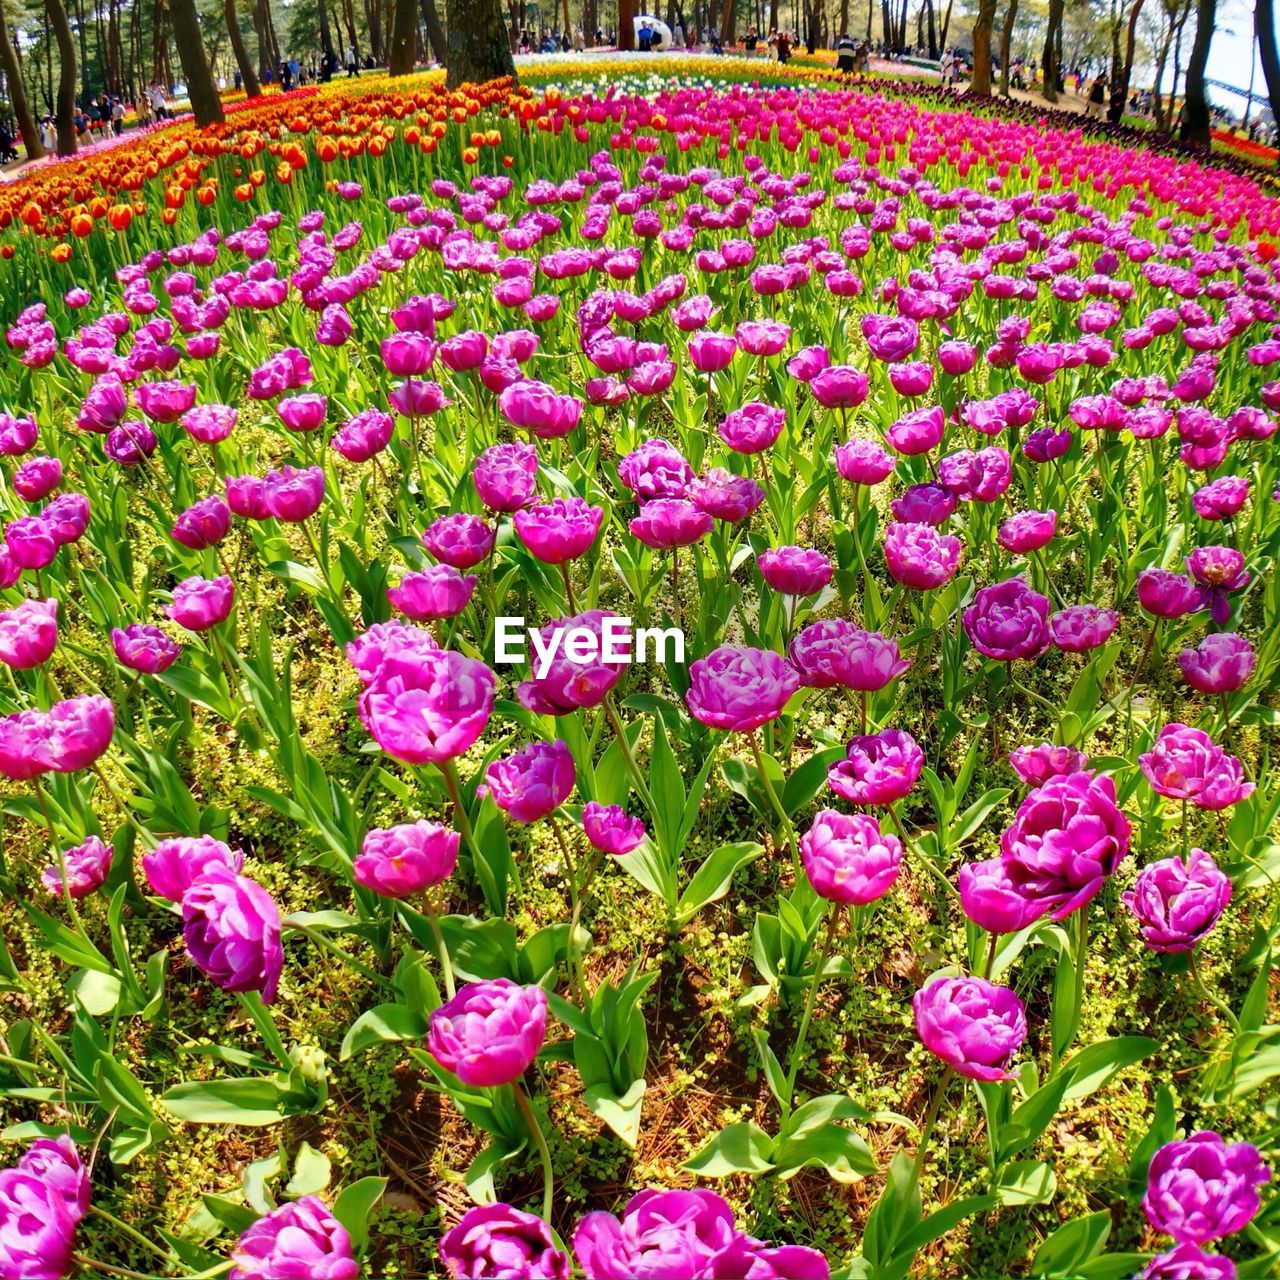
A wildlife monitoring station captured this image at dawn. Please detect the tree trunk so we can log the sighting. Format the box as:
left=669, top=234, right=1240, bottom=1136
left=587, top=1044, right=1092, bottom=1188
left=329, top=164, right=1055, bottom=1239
left=70, top=0, right=89, bottom=106
left=969, top=0, right=997, bottom=92
left=619, top=0, right=634, bottom=45
left=1151, top=20, right=1172, bottom=128
left=937, top=0, right=952, bottom=49
left=389, top=0, right=418, bottom=71
left=46, top=0, right=77, bottom=153
left=1179, top=0, right=1214, bottom=146
left=169, top=0, right=224, bottom=122
left=443, top=0, right=515, bottom=80
left=225, top=0, right=261, bottom=92
left=1258, top=0, right=1280, bottom=134
left=998, top=0, right=1016, bottom=93
left=1041, top=0, right=1062, bottom=100
left=420, top=0, right=446, bottom=62
left=0, top=5, right=44, bottom=158
left=837, top=0, right=848, bottom=35
left=924, top=0, right=935, bottom=56
left=583, top=0, right=597, bottom=43
left=720, top=0, right=736, bottom=43
left=1108, top=0, right=1144, bottom=120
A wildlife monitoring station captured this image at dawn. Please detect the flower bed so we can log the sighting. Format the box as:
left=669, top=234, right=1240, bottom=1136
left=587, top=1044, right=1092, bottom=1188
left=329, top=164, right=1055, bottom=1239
left=0, top=70, right=1279, bottom=1280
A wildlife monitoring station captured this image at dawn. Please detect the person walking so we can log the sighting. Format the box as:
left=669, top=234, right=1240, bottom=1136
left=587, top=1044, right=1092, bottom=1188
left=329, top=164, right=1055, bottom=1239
left=836, top=30, right=855, bottom=73
left=1087, top=74, right=1106, bottom=117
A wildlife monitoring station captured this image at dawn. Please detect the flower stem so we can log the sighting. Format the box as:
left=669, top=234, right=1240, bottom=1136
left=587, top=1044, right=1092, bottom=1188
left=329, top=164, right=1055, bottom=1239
left=423, top=897, right=456, bottom=1000
left=1188, top=949, right=1241, bottom=1034
left=783, top=904, right=841, bottom=1117
left=748, top=728, right=799, bottom=879
left=288, top=922, right=390, bottom=987
left=513, top=1081, right=554, bottom=1224
left=601, top=696, right=657, bottom=818
left=911, top=1065, right=955, bottom=1186
left=88, top=1207, right=178, bottom=1267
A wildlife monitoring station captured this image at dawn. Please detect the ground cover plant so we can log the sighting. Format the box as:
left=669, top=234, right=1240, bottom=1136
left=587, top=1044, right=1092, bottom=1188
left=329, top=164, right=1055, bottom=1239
left=1, top=68, right=1280, bottom=1280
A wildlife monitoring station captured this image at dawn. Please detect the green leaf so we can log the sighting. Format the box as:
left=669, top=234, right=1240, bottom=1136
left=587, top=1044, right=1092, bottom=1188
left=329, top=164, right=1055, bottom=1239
left=684, top=1121, right=776, bottom=1177
left=340, top=1004, right=428, bottom=1060
left=752, top=1028, right=789, bottom=1106
left=584, top=1079, right=646, bottom=1147
left=161, top=1077, right=286, bottom=1127
left=23, top=905, right=114, bottom=975
left=773, top=1117, right=876, bottom=1183
left=675, top=841, right=763, bottom=925
left=998, top=1072, right=1073, bottom=1165
left=1031, top=1211, right=1112, bottom=1277
left=861, top=1149, right=922, bottom=1273
left=286, top=1142, right=332, bottom=1199
left=995, top=1159, right=1058, bottom=1206
left=892, top=1195, right=996, bottom=1260
left=1062, top=1036, right=1158, bottom=1103
left=201, top=1194, right=259, bottom=1234
left=331, top=1176, right=386, bottom=1254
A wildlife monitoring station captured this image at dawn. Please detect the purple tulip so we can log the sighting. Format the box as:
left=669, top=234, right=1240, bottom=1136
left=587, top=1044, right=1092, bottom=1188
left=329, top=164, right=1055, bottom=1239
left=618, top=439, right=693, bottom=501
left=277, top=393, right=328, bottom=433
left=582, top=802, right=646, bottom=856
left=1140, top=724, right=1254, bottom=810
left=997, top=510, right=1057, bottom=555
left=516, top=497, right=605, bottom=563
left=828, top=728, right=924, bottom=806
left=358, top=647, right=495, bottom=766
left=1144, top=1133, right=1270, bottom=1244
left=182, top=866, right=283, bottom=1002
left=1137, top=568, right=1203, bottom=619
left=1049, top=604, right=1120, bottom=653
left=354, top=821, right=459, bottom=897
left=17, top=1135, right=89, bottom=1222
left=573, top=1189, right=740, bottom=1280
left=427, top=978, right=548, bottom=1086
left=862, top=313, right=919, bottom=362
left=230, top=1196, right=359, bottom=1280
left=811, top=365, right=870, bottom=409
left=135, top=379, right=196, bottom=423
left=0, top=1166, right=78, bottom=1280
left=440, top=1204, right=571, bottom=1280
left=913, top=975, right=1027, bottom=1081
left=835, top=439, right=896, bottom=485
left=474, top=441, right=539, bottom=513
left=688, top=330, right=737, bottom=373
left=1179, top=633, right=1255, bottom=694
left=958, top=859, right=1047, bottom=934
left=801, top=809, right=902, bottom=904
left=1008, top=742, right=1089, bottom=786
left=0, top=412, right=38, bottom=455
left=172, top=496, right=231, bottom=550
left=380, top=332, right=437, bottom=377
left=690, top=469, right=765, bottom=523
left=938, top=340, right=978, bottom=375
left=887, top=405, right=946, bottom=456
left=1000, top=771, right=1130, bottom=917
left=884, top=523, right=961, bottom=590
left=1142, top=1244, right=1236, bottom=1280
left=1186, top=546, right=1249, bottom=624
left=499, top=380, right=583, bottom=439
left=168, top=575, right=235, bottom=632
left=13, top=456, right=62, bottom=502
left=1022, top=427, right=1073, bottom=463
left=388, top=566, right=476, bottom=622
left=788, top=344, right=830, bottom=381
left=1193, top=476, right=1249, bottom=521
left=439, top=330, right=490, bottom=372
left=182, top=403, right=238, bottom=444
left=5, top=516, right=57, bottom=570
left=1123, top=847, right=1231, bottom=953
left=485, top=739, right=575, bottom=824
left=0, top=598, right=57, bottom=670
left=718, top=403, right=787, bottom=454
left=112, top=623, right=181, bottom=674
left=390, top=379, right=450, bottom=419
left=963, top=578, right=1051, bottom=663
left=516, top=611, right=628, bottom=715
left=143, top=835, right=244, bottom=902
left=42, top=834, right=113, bottom=899
left=331, top=409, right=394, bottom=463
left=735, top=319, right=790, bottom=356
left=685, top=645, right=799, bottom=733
left=892, top=483, right=956, bottom=527
left=422, top=513, right=496, bottom=570
left=262, top=466, right=324, bottom=523
left=758, top=546, right=831, bottom=596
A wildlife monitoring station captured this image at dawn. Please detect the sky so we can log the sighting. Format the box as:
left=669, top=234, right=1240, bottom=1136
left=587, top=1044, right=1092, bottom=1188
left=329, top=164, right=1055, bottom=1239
left=1203, top=0, right=1270, bottom=114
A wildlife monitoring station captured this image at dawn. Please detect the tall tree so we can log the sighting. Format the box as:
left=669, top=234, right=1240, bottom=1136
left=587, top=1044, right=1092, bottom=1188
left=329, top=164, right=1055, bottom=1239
left=225, top=0, right=260, bottom=91
left=1258, top=0, right=1280, bottom=133
left=387, top=0, right=416, bottom=71
left=46, top=0, right=76, bottom=153
left=998, top=0, right=1017, bottom=93
left=1178, top=0, right=1214, bottom=146
left=317, top=0, right=335, bottom=57
left=619, top=0, right=634, bottom=45
left=443, top=0, right=514, bottom=81
left=0, top=3, right=44, bottom=158
left=1108, top=0, right=1145, bottom=120
left=968, top=0, right=998, bottom=93
left=937, top=0, right=952, bottom=51
left=169, top=0, right=224, bottom=123
left=418, top=0, right=445, bottom=63
left=924, top=0, right=935, bottom=57
left=1041, top=0, right=1063, bottom=100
